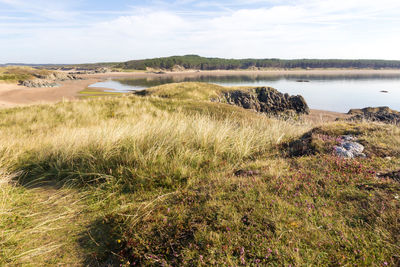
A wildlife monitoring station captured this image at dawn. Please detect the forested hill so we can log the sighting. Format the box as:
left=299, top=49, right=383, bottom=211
left=116, top=55, right=400, bottom=70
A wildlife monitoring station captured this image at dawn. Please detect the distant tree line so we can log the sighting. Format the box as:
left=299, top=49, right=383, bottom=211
left=116, top=55, right=400, bottom=70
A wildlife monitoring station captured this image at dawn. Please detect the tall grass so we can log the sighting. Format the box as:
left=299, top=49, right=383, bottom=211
left=0, top=95, right=310, bottom=264
left=1, top=91, right=399, bottom=265
left=0, top=96, right=307, bottom=191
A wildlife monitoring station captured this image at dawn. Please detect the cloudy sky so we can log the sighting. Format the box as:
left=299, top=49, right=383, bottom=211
left=1, top=0, right=400, bottom=63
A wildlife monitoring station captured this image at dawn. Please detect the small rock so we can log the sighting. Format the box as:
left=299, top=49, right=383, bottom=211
left=342, top=142, right=364, bottom=155
left=334, top=146, right=354, bottom=158
left=234, top=169, right=260, bottom=177
left=377, top=170, right=400, bottom=182
left=333, top=136, right=365, bottom=159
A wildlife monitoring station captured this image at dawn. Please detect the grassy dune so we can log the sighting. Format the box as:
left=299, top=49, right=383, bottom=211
left=1, top=83, right=400, bottom=265
left=0, top=66, right=52, bottom=82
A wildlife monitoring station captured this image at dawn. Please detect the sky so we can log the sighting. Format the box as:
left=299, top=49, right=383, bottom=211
left=1, top=0, right=400, bottom=64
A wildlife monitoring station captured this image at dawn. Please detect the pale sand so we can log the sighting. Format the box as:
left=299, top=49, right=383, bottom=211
left=304, top=109, right=349, bottom=124
left=0, top=79, right=99, bottom=108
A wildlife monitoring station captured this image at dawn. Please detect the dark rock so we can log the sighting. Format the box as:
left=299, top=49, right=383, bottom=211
left=287, top=131, right=315, bottom=157
left=347, top=106, right=400, bottom=124
left=214, top=87, right=309, bottom=115
left=377, top=170, right=400, bottom=182
left=234, top=169, right=260, bottom=177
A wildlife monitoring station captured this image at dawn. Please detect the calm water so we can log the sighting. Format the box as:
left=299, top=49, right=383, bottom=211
left=89, top=74, right=400, bottom=113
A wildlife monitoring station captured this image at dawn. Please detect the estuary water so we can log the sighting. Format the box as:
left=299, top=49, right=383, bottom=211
left=89, top=74, right=400, bottom=113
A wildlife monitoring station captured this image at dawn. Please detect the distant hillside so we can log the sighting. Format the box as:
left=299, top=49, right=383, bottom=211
left=3, top=62, right=118, bottom=70
left=6, top=55, right=400, bottom=71
left=116, top=55, right=400, bottom=70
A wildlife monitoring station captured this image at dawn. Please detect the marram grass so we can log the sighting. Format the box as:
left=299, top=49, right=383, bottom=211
left=0, top=87, right=399, bottom=265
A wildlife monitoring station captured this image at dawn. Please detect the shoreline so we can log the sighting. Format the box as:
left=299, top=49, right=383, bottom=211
left=86, top=69, right=400, bottom=79
left=0, top=69, right=396, bottom=119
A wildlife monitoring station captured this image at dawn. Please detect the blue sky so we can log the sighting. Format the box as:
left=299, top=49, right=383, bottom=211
left=1, top=0, right=400, bottom=63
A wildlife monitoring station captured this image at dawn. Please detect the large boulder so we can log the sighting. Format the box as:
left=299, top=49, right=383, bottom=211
left=347, top=107, right=400, bottom=124
left=213, top=87, right=309, bottom=115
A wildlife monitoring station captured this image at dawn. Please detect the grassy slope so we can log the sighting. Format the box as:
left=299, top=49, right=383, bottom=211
left=137, top=82, right=227, bottom=100
left=1, top=83, right=399, bottom=265
left=134, top=82, right=272, bottom=101
left=0, top=66, right=52, bottom=82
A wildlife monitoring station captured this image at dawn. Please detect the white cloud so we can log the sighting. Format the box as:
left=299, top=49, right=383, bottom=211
left=1, top=0, right=400, bottom=63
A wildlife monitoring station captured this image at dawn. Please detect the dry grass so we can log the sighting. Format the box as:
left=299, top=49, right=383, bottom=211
left=0, top=66, right=51, bottom=82
left=136, top=82, right=227, bottom=100
left=135, top=82, right=262, bottom=101
left=0, top=94, right=309, bottom=265
left=0, top=174, right=87, bottom=264
left=0, top=83, right=399, bottom=265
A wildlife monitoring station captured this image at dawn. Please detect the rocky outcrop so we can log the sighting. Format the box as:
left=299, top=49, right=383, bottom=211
left=347, top=107, right=400, bottom=124
left=33, top=72, right=80, bottom=81
left=213, top=87, right=309, bottom=115
left=19, top=71, right=81, bottom=88
left=19, top=79, right=59, bottom=88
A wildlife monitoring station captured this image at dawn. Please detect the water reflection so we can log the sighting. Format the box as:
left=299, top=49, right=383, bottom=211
left=89, top=74, right=400, bottom=113
left=116, top=74, right=400, bottom=88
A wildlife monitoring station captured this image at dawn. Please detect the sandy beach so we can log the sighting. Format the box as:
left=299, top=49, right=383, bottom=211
left=0, top=78, right=100, bottom=108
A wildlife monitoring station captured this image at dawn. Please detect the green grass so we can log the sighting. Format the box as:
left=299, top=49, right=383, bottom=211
left=135, top=82, right=260, bottom=101
left=135, top=82, right=227, bottom=100
left=78, top=88, right=124, bottom=98
left=0, top=83, right=399, bottom=265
